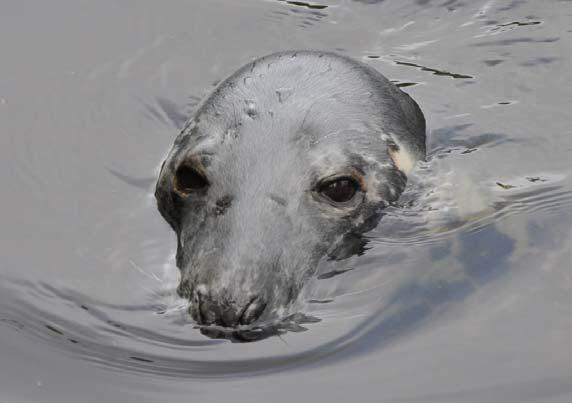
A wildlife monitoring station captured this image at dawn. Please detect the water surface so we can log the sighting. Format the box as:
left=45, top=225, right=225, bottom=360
left=1, top=0, right=572, bottom=402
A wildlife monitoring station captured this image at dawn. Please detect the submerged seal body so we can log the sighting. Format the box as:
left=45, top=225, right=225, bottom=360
left=155, top=51, right=426, bottom=329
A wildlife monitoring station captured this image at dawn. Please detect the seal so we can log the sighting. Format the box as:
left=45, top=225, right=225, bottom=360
left=155, top=50, right=426, bottom=329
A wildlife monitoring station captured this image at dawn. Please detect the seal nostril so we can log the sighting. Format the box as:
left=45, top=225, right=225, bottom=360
left=189, top=288, right=266, bottom=327
left=239, top=297, right=267, bottom=325
left=220, top=305, right=240, bottom=328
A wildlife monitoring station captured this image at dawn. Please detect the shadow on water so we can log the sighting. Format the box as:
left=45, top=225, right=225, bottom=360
left=394, top=61, right=474, bottom=79
left=333, top=224, right=514, bottom=359
left=428, top=124, right=516, bottom=156
left=277, top=0, right=329, bottom=10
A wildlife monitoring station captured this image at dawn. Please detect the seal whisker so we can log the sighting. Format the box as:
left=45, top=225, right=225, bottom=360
left=128, top=259, right=162, bottom=283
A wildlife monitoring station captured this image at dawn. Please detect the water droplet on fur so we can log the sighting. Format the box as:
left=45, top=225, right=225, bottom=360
left=244, top=100, right=257, bottom=118
left=275, top=88, right=294, bottom=103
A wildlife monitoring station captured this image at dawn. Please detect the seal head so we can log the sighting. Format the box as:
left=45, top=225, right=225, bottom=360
left=155, top=51, right=426, bottom=328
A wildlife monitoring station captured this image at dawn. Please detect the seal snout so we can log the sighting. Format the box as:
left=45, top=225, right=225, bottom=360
left=190, top=288, right=267, bottom=327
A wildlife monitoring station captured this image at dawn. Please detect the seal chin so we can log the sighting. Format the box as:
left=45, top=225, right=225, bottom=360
left=197, top=312, right=322, bottom=343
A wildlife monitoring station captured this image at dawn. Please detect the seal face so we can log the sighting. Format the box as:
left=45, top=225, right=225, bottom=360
left=155, top=51, right=426, bottom=329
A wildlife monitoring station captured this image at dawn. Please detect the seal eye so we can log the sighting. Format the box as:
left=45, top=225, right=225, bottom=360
left=319, top=178, right=359, bottom=203
left=174, top=165, right=209, bottom=194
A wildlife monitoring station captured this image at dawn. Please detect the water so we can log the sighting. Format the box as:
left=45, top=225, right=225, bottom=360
left=1, top=0, right=572, bottom=401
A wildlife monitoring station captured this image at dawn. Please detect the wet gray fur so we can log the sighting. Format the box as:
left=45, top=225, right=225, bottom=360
left=155, top=50, right=426, bottom=327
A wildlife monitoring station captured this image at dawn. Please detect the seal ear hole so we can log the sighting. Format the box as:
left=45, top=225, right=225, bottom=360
left=318, top=177, right=360, bottom=203
left=174, top=165, right=209, bottom=194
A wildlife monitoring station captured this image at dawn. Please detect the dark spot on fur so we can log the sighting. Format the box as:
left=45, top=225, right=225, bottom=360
left=215, top=195, right=233, bottom=215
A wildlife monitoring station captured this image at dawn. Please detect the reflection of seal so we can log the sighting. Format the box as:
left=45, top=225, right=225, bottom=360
left=155, top=51, right=426, bottom=328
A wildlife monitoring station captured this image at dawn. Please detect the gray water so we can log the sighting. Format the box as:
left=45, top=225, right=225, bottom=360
left=1, top=0, right=572, bottom=402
